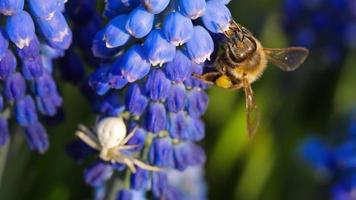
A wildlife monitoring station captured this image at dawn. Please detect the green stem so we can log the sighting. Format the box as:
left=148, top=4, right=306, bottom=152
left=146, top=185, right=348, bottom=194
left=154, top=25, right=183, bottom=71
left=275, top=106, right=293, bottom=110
left=0, top=141, right=10, bottom=187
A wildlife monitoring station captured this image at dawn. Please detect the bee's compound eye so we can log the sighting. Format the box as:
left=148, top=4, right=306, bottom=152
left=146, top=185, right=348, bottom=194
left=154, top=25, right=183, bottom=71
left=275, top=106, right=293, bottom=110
left=96, top=117, right=127, bottom=149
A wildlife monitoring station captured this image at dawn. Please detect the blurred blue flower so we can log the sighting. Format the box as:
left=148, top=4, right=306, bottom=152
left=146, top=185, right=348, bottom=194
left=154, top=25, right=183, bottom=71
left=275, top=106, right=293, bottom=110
left=0, top=0, right=71, bottom=152
left=301, top=116, right=356, bottom=199
left=67, top=0, right=234, bottom=198
left=283, top=0, right=356, bottom=64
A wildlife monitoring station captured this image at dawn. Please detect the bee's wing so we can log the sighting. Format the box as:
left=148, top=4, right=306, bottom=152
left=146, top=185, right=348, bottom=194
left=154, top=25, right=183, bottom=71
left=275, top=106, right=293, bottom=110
left=264, top=47, right=309, bottom=71
left=242, top=79, right=260, bottom=139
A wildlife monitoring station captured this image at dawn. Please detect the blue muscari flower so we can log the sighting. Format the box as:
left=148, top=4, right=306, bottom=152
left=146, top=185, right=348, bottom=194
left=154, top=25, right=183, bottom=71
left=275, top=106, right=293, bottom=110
left=178, top=0, right=206, bottom=20
left=301, top=116, right=356, bottom=199
left=142, top=0, right=170, bottom=14
left=104, top=15, right=131, bottom=48
left=143, top=29, right=176, bottom=66
left=27, top=0, right=57, bottom=19
left=0, top=0, right=24, bottom=16
left=125, top=6, right=154, bottom=38
left=163, top=12, right=193, bottom=46
left=69, top=0, right=233, bottom=198
left=0, top=0, right=71, bottom=152
left=6, top=10, right=35, bottom=49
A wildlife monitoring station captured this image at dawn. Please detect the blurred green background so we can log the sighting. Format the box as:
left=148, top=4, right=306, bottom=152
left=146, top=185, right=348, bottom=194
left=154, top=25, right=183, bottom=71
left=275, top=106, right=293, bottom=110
left=1, top=0, right=355, bottom=199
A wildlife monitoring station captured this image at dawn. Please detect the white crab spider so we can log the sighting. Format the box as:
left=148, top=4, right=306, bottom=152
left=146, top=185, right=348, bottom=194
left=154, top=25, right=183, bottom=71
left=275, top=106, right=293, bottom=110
left=75, top=117, right=160, bottom=173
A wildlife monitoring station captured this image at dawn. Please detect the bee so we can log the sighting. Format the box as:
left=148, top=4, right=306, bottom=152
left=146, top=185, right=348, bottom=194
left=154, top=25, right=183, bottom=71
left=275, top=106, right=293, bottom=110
left=75, top=117, right=160, bottom=173
left=194, top=20, right=309, bottom=139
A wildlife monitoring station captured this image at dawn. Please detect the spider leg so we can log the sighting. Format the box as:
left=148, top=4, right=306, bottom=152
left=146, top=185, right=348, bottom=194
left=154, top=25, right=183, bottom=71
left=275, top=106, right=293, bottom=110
left=116, top=144, right=139, bottom=150
left=78, top=124, right=100, bottom=144
left=132, top=159, right=161, bottom=172
left=120, top=126, right=138, bottom=145
left=75, top=130, right=101, bottom=150
left=122, top=157, right=137, bottom=173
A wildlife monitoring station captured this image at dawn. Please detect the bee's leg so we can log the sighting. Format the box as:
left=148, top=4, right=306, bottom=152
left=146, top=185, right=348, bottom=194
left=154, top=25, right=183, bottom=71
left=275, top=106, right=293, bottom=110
left=192, top=71, right=221, bottom=85
left=224, top=67, right=243, bottom=90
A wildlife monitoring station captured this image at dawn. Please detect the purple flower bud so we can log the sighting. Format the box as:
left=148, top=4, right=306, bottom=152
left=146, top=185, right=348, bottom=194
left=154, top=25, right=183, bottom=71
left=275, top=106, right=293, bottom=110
left=0, top=95, right=3, bottom=111
left=0, top=118, right=9, bottom=146
left=127, top=127, right=146, bottom=151
left=0, top=50, right=16, bottom=80
left=17, top=36, right=41, bottom=60
left=36, top=95, right=62, bottom=116
left=178, top=0, right=206, bottom=19
left=125, top=84, right=148, bottom=116
left=92, top=30, right=121, bottom=58
left=151, top=172, right=168, bottom=197
left=166, top=83, right=186, bottom=113
left=116, top=189, right=145, bottom=200
left=143, top=29, right=176, bottom=66
left=163, top=12, right=193, bottom=46
left=104, top=15, right=131, bottom=48
left=146, top=102, right=167, bottom=133
left=142, top=0, right=170, bottom=14
left=130, top=167, right=150, bottom=190
left=0, top=29, right=9, bottom=60
left=164, top=50, right=192, bottom=82
left=125, top=6, right=154, bottom=38
left=149, top=137, right=174, bottom=167
left=145, top=69, right=171, bottom=101
left=6, top=11, right=35, bottom=49
left=201, top=1, right=232, bottom=33
left=0, top=0, right=24, bottom=16
left=34, top=73, right=58, bottom=98
left=120, top=45, right=151, bottom=82
left=185, top=26, right=214, bottom=64
left=84, top=161, right=113, bottom=187
left=187, top=117, right=205, bottom=141
left=98, top=92, right=125, bottom=116
left=23, top=122, right=48, bottom=153
left=186, top=89, right=209, bottom=117
left=27, top=0, right=57, bottom=19
left=21, top=56, right=44, bottom=80
left=173, top=142, right=206, bottom=171
left=15, top=96, right=38, bottom=126
left=4, top=73, right=26, bottom=101
left=168, top=111, right=189, bottom=140
left=36, top=11, right=72, bottom=50
left=89, top=65, right=111, bottom=96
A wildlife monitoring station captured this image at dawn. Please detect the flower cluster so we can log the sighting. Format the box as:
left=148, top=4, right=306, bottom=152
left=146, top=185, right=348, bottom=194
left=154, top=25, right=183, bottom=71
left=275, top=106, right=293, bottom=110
left=67, top=0, right=233, bottom=199
left=283, top=0, right=356, bottom=63
left=301, top=116, right=356, bottom=200
left=0, top=0, right=72, bottom=153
